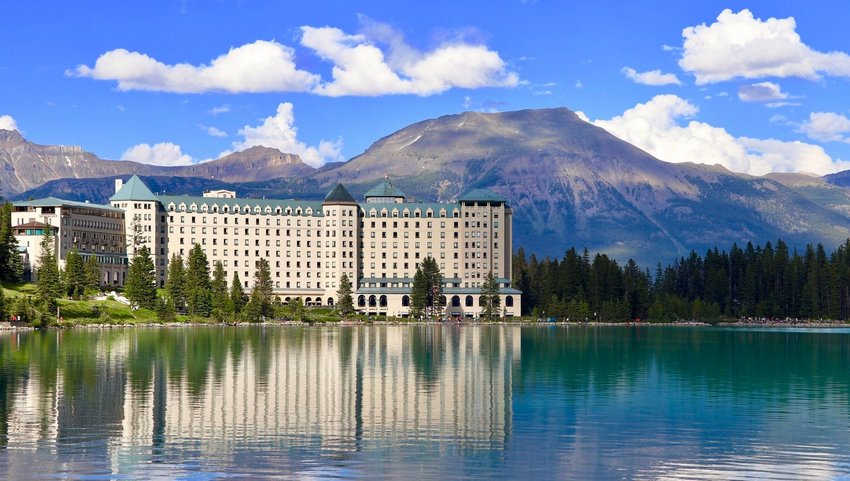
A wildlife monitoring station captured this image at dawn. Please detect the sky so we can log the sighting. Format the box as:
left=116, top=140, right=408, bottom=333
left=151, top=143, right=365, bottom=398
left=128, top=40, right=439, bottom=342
left=2, top=0, right=850, bottom=176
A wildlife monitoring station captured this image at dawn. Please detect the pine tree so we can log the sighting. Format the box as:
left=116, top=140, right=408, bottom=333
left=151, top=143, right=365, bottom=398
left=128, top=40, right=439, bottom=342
left=211, top=260, right=231, bottom=316
left=410, top=267, right=427, bottom=319
left=83, top=254, right=101, bottom=293
left=62, top=249, right=85, bottom=299
left=166, top=254, right=186, bottom=311
left=336, top=273, right=354, bottom=316
left=125, top=245, right=157, bottom=310
left=156, top=295, right=176, bottom=322
left=479, top=272, right=501, bottom=321
left=230, top=271, right=246, bottom=314
left=185, top=244, right=211, bottom=315
left=36, top=226, right=62, bottom=312
left=245, top=258, right=273, bottom=321
left=284, top=296, right=305, bottom=322
left=0, top=202, right=23, bottom=283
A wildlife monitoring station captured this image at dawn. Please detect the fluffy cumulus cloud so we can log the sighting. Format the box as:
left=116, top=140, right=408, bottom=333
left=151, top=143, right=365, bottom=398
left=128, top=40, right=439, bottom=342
left=226, top=102, right=343, bottom=168
left=621, top=67, right=681, bottom=86
left=799, top=112, right=850, bottom=143
left=592, top=94, right=850, bottom=176
left=0, top=114, right=18, bottom=131
left=679, top=9, right=850, bottom=84
left=737, top=81, right=788, bottom=102
left=301, top=25, right=519, bottom=96
left=70, top=21, right=518, bottom=97
left=71, top=40, right=320, bottom=93
left=122, top=142, right=193, bottom=166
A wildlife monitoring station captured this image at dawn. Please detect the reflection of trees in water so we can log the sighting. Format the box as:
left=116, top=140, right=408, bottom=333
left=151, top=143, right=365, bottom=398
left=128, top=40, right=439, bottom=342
left=516, top=326, right=850, bottom=401
left=410, top=326, right=445, bottom=391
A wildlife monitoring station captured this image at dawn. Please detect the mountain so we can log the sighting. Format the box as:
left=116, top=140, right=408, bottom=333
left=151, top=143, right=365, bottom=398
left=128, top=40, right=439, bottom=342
left=0, top=129, right=314, bottom=195
left=317, top=108, right=850, bottom=264
left=11, top=109, right=850, bottom=265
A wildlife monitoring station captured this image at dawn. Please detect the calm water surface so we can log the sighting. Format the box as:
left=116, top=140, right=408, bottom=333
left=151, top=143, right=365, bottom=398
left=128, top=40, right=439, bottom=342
left=1, top=325, right=849, bottom=480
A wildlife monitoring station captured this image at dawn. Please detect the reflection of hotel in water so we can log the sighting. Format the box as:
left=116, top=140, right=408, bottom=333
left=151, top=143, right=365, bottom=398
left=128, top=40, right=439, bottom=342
left=2, top=326, right=521, bottom=456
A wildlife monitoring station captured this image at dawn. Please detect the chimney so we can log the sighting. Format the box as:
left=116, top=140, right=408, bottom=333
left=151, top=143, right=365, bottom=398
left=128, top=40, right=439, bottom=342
left=115, top=178, right=123, bottom=194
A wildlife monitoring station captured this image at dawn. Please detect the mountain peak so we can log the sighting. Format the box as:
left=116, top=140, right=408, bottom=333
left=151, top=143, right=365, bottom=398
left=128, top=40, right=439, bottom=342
left=0, top=129, right=25, bottom=144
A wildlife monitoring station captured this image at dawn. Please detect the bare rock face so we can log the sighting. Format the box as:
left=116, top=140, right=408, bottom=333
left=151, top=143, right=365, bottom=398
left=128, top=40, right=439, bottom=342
left=0, top=130, right=314, bottom=195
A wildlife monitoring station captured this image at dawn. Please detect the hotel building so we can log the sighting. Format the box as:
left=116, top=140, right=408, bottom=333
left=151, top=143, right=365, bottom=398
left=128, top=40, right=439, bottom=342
left=13, top=175, right=521, bottom=316
left=11, top=197, right=127, bottom=285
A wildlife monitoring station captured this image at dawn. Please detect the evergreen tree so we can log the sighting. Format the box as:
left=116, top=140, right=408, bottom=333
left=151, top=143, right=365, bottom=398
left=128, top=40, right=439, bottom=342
left=36, top=226, right=62, bottom=312
left=0, top=284, right=6, bottom=322
left=211, top=261, right=231, bottom=315
left=284, top=296, right=305, bottom=322
left=244, top=258, right=273, bottom=321
left=230, top=271, right=247, bottom=314
left=410, top=268, right=428, bottom=319
left=156, top=295, right=176, bottom=322
left=416, top=256, right=444, bottom=319
left=185, top=244, right=211, bottom=316
left=125, top=245, right=157, bottom=310
left=62, top=249, right=86, bottom=299
left=336, top=273, right=354, bottom=316
left=0, top=202, right=23, bottom=283
left=166, top=254, right=186, bottom=311
left=83, top=255, right=101, bottom=293
left=479, top=272, right=501, bottom=321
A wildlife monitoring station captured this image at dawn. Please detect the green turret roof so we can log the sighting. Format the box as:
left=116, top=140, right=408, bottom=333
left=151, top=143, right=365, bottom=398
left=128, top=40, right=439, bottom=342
left=364, top=178, right=405, bottom=199
left=324, top=183, right=356, bottom=204
left=458, top=188, right=505, bottom=203
left=110, top=175, right=157, bottom=201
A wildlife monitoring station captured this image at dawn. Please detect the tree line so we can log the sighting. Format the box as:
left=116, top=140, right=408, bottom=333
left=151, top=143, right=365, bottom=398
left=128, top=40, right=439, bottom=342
left=514, top=239, right=850, bottom=322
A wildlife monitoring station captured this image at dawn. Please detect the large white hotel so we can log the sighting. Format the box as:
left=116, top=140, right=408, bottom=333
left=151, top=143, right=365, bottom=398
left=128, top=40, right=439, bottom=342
left=12, top=175, right=521, bottom=317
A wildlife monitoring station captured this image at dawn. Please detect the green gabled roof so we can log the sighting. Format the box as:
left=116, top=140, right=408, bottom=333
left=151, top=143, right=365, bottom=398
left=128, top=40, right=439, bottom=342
left=364, top=179, right=405, bottom=199
left=457, top=188, right=505, bottom=203
left=110, top=175, right=157, bottom=201
left=13, top=197, right=123, bottom=212
left=324, top=183, right=356, bottom=204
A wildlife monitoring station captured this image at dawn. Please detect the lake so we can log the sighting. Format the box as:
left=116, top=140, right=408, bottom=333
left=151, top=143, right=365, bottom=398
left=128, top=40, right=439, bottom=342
left=1, top=325, right=849, bottom=480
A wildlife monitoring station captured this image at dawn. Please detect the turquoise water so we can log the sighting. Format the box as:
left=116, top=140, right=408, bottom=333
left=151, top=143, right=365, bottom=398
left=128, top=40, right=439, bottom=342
left=1, top=325, right=850, bottom=480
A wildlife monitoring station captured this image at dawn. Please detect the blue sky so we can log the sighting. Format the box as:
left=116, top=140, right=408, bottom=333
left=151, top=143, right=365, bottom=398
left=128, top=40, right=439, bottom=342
left=2, top=1, right=850, bottom=175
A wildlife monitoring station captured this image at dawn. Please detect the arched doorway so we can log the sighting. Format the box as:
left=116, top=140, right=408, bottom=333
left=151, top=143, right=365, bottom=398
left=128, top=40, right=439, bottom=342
left=402, top=295, right=410, bottom=306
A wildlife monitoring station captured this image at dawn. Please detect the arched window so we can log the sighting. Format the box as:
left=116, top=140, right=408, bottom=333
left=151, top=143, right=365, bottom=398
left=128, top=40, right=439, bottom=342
left=465, top=295, right=474, bottom=307
left=305, top=297, right=312, bottom=306
left=368, top=295, right=377, bottom=307
left=379, top=295, right=387, bottom=307
left=478, top=296, right=485, bottom=307
left=327, top=297, right=334, bottom=306
left=451, top=295, right=461, bottom=307
left=314, top=298, right=323, bottom=306
left=402, top=295, right=410, bottom=307
left=284, top=297, right=291, bottom=304
left=358, top=295, right=366, bottom=307
left=505, top=296, right=514, bottom=307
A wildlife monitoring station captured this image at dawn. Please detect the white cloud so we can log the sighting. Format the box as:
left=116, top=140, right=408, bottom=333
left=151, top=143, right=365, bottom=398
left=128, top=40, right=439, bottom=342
left=574, top=80, right=584, bottom=88
left=300, top=24, right=519, bottom=96
left=122, top=142, right=193, bottom=166
left=71, top=40, right=320, bottom=93
left=208, top=104, right=230, bottom=115
left=592, top=94, right=850, bottom=175
left=621, top=67, right=682, bottom=86
left=226, top=102, right=343, bottom=168
left=799, top=112, right=850, bottom=143
left=0, top=114, right=18, bottom=131
left=203, top=125, right=227, bottom=138
left=680, top=9, right=850, bottom=84
left=72, top=21, right=518, bottom=97
left=737, top=81, right=788, bottom=102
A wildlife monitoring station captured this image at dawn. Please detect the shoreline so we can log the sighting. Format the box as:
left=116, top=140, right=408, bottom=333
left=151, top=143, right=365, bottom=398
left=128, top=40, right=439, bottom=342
left=2, top=319, right=849, bottom=331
